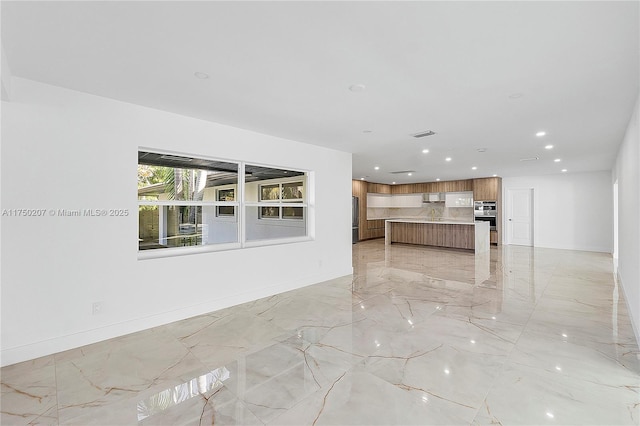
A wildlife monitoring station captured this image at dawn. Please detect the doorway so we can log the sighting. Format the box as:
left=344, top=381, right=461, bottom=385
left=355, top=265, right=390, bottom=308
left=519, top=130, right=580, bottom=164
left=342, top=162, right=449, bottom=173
left=506, top=188, right=533, bottom=246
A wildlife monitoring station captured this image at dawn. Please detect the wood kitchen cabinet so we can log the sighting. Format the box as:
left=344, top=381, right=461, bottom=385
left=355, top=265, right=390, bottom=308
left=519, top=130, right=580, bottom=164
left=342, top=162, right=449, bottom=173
left=452, top=179, right=473, bottom=192
left=367, top=182, right=391, bottom=194
left=367, top=219, right=385, bottom=230
left=416, top=182, right=434, bottom=194
left=390, top=222, right=475, bottom=250
left=473, top=177, right=501, bottom=201
left=391, top=184, right=411, bottom=194
left=490, top=230, right=498, bottom=244
left=353, top=180, right=391, bottom=241
left=367, top=219, right=386, bottom=238
left=391, top=179, right=472, bottom=194
left=410, top=183, right=424, bottom=193
left=472, top=177, right=503, bottom=246
left=352, top=179, right=368, bottom=241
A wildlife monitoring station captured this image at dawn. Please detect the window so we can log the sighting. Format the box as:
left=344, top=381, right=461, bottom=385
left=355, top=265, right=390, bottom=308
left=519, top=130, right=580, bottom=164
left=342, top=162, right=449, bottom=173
left=245, top=165, right=307, bottom=242
left=259, top=181, right=304, bottom=220
left=138, top=151, right=310, bottom=256
left=216, top=188, right=235, bottom=217
left=138, top=151, right=239, bottom=252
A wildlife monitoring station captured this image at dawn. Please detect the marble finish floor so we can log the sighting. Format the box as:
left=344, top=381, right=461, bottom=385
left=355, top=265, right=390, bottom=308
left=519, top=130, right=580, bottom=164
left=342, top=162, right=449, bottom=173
left=2, top=240, right=639, bottom=425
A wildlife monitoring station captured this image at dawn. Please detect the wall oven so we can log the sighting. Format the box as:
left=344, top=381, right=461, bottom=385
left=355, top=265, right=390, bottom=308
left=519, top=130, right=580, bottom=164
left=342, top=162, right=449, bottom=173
left=474, top=201, right=497, bottom=230
left=474, top=215, right=496, bottom=230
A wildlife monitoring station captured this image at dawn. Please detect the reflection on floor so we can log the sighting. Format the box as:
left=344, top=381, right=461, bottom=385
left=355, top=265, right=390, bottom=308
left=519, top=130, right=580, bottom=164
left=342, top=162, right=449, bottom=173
left=2, top=240, right=639, bottom=425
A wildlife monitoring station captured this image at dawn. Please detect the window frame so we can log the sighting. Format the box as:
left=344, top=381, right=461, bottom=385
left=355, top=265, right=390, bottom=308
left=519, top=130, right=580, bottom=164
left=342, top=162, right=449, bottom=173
left=215, top=186, right=237, bottom=218
left=257, top=180, right=305, bottom=221
left=138, top=150, right=311, bottom=260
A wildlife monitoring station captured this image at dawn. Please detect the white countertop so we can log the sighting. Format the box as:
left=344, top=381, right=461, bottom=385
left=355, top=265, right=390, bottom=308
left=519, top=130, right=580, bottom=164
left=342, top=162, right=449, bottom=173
left=385, top=218, right=478, bottom=225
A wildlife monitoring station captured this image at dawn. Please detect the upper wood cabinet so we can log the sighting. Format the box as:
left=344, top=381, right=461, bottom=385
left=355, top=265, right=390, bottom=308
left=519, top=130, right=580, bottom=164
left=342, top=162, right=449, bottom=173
left=367, top=182, right=391, bottom=194
left=353, top=179, right=367, bottom=199
left=414, top=183, right=431, bottom=193
left=365, top=177, right=500, bottom=201
left=454, top=179, right=473, bottom=192
left=390, top=179, right=473, bottom=194
left=391, top=184, right=411, bottom=194
left=473, top=177, right=501, bottom=201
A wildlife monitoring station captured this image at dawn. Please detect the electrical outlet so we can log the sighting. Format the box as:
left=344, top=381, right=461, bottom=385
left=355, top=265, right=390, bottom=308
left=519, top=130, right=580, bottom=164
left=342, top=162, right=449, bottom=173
left=92, top=302, right=103, bottom=315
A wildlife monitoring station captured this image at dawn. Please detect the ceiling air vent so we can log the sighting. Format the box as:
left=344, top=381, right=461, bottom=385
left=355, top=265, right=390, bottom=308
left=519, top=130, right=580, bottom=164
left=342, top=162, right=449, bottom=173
left=411, top=130, right=436, bottom=138
left=390, top=170, right=416, bottom=174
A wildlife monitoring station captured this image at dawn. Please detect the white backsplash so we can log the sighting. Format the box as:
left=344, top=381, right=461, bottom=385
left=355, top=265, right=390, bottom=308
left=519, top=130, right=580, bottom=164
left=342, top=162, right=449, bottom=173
left=367, top=205, right=474, bottom=222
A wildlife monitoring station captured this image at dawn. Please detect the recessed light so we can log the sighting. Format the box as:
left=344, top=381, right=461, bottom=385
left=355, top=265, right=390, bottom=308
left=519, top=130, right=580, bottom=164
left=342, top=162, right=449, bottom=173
left=436, top=178, right=441, bottom=181
left=477, top=148, right=487, bottom=153
left=536, top=131, right=546, bottom=137
left=545, top=145, right=554, bottom=150
left=194, top=72, right=209, bottom=79
left=471, top=166, right=477, bottom=170
left=509, top=93, right=524, bottom=99
left=392, top=182, right=396, bottom=184
left=561, top=169, right=567, bottom=172
left=554, top=158, right=561, bottom=162
left=422, top=149, right=429, bottom=154
left=360, top=177, right=365, bottom=180
left=445, top=157, right=452, bottom=162
left=492, top=174, right=497, bottom=177
left=374, top=166, right=380, bottom=170
left=349, top=84, right=366, bottom=92
left=408, top=172, right=412, bottom=176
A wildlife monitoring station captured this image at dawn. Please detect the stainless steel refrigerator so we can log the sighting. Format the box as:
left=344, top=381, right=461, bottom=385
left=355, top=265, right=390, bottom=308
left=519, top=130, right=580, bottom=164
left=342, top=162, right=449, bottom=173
left=352, top=196, right=359, bottom=244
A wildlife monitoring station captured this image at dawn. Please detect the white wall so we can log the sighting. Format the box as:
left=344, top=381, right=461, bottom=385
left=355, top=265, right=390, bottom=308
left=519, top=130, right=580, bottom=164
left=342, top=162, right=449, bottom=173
left=502, top=171, right=613, bottom=252
left=0, top=78, right=353, bottom=366
left=612, top=93, right=640, bottom=342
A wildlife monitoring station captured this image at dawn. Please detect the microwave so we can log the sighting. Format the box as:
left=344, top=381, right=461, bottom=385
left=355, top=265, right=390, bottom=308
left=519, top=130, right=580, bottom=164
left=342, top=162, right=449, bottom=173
left=474, top=201, right=496, bottom=216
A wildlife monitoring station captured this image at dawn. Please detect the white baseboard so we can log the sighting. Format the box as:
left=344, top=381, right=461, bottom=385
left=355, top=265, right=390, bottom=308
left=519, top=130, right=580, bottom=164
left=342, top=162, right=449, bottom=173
left=532, top=242, right=613, bottom=253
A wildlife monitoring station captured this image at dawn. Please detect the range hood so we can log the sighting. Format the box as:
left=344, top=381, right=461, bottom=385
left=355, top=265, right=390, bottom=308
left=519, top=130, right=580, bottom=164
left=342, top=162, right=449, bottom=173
left=423, top=192, right=445, bottom=203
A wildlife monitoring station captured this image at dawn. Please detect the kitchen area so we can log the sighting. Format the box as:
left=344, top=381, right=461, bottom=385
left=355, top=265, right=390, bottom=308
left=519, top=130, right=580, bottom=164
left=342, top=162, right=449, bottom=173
left=352, top=177, right=501, bottom=252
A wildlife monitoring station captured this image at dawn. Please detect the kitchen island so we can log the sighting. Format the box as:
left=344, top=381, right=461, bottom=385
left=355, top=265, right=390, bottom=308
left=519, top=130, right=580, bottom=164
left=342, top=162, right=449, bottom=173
left=385, top=219, right=489, bottom=253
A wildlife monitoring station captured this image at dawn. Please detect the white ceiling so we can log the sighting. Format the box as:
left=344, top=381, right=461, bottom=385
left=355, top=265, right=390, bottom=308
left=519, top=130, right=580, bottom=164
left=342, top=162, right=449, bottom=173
left=2, top=1, right=638, bottom=184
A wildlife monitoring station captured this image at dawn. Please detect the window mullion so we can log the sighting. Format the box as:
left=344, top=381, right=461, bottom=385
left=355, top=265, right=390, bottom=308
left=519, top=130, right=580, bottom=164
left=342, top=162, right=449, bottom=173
left=238, top=162, right=246, bottom=247
left=280, top=183, right=283, bottom=219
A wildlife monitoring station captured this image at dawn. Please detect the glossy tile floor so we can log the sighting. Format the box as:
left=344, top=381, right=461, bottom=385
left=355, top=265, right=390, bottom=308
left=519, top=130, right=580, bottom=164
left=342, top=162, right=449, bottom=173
left=2, top=240, right=639, bottom=425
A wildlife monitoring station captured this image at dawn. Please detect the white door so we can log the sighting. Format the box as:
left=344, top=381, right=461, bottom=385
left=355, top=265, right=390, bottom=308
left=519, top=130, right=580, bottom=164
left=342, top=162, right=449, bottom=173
left=506, top=188, right=533, bottom=246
